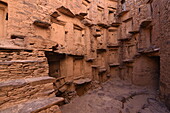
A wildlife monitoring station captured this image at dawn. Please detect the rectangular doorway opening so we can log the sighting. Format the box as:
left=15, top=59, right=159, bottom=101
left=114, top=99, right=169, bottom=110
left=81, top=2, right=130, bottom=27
left=45, top=51, right=66, bottom=78
left=152, top=56, right=160, bottom=90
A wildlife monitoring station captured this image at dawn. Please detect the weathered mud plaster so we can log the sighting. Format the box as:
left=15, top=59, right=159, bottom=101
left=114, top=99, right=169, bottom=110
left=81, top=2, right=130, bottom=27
left=0, top=0, right=169, bottom=112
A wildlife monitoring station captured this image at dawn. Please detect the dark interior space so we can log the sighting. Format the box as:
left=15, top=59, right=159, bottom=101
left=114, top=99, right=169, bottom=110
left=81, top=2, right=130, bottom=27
left=45, top=51, right=66, bottom=78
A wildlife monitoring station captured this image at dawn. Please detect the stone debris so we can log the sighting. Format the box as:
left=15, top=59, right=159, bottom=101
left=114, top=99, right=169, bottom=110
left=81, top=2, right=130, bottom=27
left=61, top=78, right=170, bottom=113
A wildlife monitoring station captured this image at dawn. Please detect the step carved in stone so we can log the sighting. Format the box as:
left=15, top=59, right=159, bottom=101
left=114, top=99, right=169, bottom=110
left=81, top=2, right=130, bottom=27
left=0, top=96, right=64, bottom=113
left=0, top=76, right=56, bottom=91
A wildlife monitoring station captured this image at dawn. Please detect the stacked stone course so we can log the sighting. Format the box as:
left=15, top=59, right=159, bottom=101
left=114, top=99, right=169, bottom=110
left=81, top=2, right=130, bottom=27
left=0, top=0, right=169, bottom=112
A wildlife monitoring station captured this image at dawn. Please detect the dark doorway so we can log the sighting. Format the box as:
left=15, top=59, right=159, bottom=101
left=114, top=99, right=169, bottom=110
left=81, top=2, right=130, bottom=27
left=45, top=51, right=66, bottom=78
left=151, top=56, right=160, bottom=90
left=133, top=55, right=160, bottom=90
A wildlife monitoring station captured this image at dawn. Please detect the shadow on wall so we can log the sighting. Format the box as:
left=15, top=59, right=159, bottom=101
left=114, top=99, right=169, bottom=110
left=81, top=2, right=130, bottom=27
left=45, top=51, right=66, bottom=78
left=133, top=55, right=160, bottom=90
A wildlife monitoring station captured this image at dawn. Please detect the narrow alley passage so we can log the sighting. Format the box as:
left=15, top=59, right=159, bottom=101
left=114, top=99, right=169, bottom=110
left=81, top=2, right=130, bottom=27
left=61, top=78, right=170, bottom=113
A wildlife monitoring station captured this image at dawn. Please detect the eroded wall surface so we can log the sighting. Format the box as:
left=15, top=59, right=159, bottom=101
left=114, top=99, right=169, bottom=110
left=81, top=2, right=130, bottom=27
left=158, top=0, right=170, bottom=108
left=117, top=0, right=170, bottom=109
left=0, top=0, right=120, bottom=112
left=0, top=0, right=169, bottom=112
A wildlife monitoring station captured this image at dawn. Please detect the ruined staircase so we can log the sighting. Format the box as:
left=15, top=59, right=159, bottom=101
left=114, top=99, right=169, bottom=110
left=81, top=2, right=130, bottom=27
left=0, top=76, right=64, bottom=113
left=0, top=96, right=63, bottom=113
left=0, top=37, right=65, bottom=113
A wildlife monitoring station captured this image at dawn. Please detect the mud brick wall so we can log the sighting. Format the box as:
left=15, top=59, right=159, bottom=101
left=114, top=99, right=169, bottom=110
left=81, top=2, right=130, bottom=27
left=157, top=0, right=170, bottom=108
left=117, top=0, right=170, bottom=109
left=4, top=0, right=62, bottom=38
left=0, top=50, right=49, bottom=81
left=0, top=79, right=54, bottom=109
left=0, top=0, right=170, bottom=111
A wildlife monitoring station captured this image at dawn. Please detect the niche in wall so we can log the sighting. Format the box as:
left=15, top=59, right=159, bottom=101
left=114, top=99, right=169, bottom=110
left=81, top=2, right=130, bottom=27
left=108, top=28, right=118, bottom=45
left=133, top=56, right=160, bottom=89
left=97, top=6, right=104, bottom=22
left=51, top=22, right=66, bottom=46
left=0, top=1, right=7, bottom=38
left=45, top=51, right=66, bottom=78
left=108, top=50, right=119, bottom=64
left=73, top=57, right=84, bottom=78
left=73, top=24, right=84, bottom=45
left=139, top=26, right=152, bottom=49
left=108, top=7, right=116, bottom=24
left=123, top=45, right=136, bottom=60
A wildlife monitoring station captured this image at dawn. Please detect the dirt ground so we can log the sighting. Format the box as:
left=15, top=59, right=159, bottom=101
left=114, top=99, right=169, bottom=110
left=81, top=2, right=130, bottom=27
left=60, top=78, right=170, bottom=113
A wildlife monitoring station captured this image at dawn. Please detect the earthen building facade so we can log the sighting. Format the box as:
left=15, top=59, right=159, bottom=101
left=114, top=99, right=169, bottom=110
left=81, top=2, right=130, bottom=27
left=0, top=0, right=169, bottom=112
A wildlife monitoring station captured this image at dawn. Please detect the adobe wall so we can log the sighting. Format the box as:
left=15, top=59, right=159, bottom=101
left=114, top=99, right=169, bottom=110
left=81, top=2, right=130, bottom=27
left=0, top=0, right=120, bottom=112
left=117, top=0, right=170, bottom=109
left=158, top=0, right=170, bottom=108
left=0, top=0, right=169, bottom=111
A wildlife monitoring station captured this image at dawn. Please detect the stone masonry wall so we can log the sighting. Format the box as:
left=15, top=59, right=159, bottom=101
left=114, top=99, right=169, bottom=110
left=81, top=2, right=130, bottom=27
left=158, top=0, right=170, bottom=108
left=0, top=0, right=170, bottom=112
left=0, top=50, right=48, bottom=82
left=0, top=0, right=120, bottom=112
left=117, top=0, right=170, bottom=109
